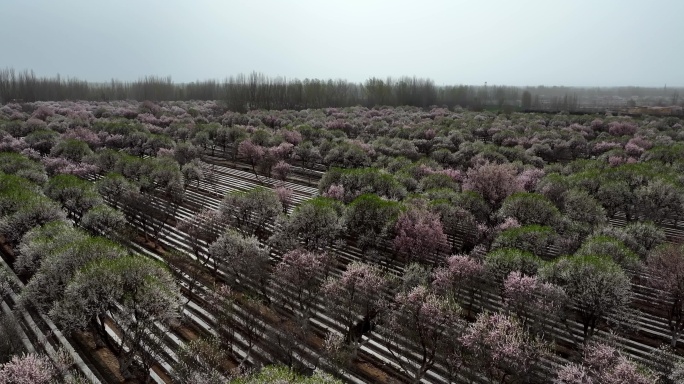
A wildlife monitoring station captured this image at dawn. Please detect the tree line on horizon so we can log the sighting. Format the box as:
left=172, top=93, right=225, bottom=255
left=0, top=68, right=681, bottom=112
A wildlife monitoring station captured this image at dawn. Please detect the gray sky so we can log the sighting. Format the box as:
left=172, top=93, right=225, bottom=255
left=2, top=0, right=682, bottom=87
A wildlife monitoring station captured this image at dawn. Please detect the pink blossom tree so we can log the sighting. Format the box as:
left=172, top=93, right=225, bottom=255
left=41, top=156, right=99, bottom=177
left=393, top=204, right=449, bottom=264
left=30, top=105, right=54, bottom=120
left=556, top=342, right=656, bottom=384
left=432, top=254, right=485, bottom=318
left=516, top=168, right=545, bottom=192
left=0, top=133, right=27, bottom=154
left=503, top=271, right=567, bottom=333
left=274, top=185, right=293, bottom=213
left=268, top=142, right=294, bottom=162
left=238, top=139, right=265, bottom=176
left=322, top=184, right=345, bottom=201
left=607, top=121, right=637, bottom=136
left=272, top=249, right=333, bottom=317
left=322, top=262, right=388, bottom=345
left=463, top=162, right=523, bottom=210
left=323, top=331, right=356, bottom=373
left=281, top=129, right=303, bottom=145
left=460, top=312, right=549, bottom=383
left=0, top=353, right=54, bottom=384
left=484, top=248, right=544, bottom=295
left=272, top=160, right=291, bottom=181
left=382, top=285, right=465, bottom=384
left=62, top=127, right=101, bottom=148
left=23, top=117, right=48, bottom=132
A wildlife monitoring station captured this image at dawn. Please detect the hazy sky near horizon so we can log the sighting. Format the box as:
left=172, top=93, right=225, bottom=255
left=2, top=0, right=682, bottom=87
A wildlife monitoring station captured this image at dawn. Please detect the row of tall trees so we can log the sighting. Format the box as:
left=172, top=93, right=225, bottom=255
left=6, top=68, right=681, bottom=112
left=0, top=69, right=506, bottom=109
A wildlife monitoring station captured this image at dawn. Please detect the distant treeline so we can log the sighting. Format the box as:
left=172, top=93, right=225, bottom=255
left=0, top=68, right=681, bottom=111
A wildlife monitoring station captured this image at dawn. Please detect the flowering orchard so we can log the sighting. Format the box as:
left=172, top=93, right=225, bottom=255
left=0, top=100, right=683, bottom=383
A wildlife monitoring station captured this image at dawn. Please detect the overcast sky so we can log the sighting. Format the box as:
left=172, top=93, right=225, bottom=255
left=2, top=0, right=682, bottom=87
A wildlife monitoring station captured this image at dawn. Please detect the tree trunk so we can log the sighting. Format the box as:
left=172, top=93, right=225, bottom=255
left=669, top=301, right=683, bottom=348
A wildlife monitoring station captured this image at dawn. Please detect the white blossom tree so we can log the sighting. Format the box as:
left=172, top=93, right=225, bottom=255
left=50, top=255, right=181, bottom=380
left=432, top=254, right=485, bottom=318
left=21, top=236, right=127, bottom=313
left=15, top=221, right=86, bottom=277
left=209, top=230, right=271, bottom=299
left=220, top=187, right=282, bottom=238
left=270, top=197, right=344, bottom=251
left=646, top=243, right=684, bottom=347
left=540, top=255, right=631, bottom=343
